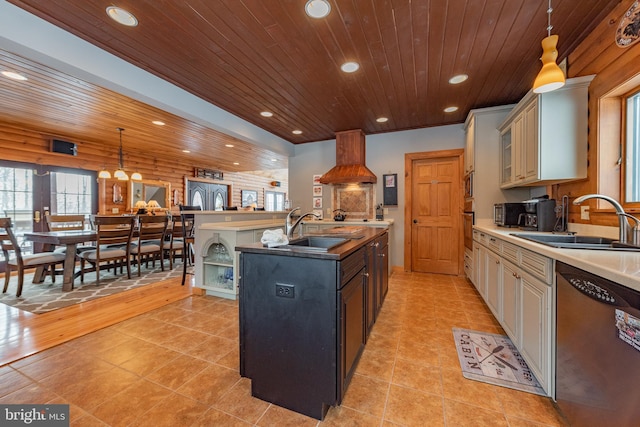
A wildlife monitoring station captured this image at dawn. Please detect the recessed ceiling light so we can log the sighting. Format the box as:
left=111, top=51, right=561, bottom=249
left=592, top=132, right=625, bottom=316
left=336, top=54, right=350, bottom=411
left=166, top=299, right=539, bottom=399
left=376, top=117, right=388, bottom=123
left=233, top=162, right=240, bottom=165
left=341, top=62, right=359, bottom=73
left=292, top=130, right=302, bottom=135
left=1, top=71, right=27, bottom=81
left=152, top=120, right=165, bottom=126
left=260, top=111, right=273, bottom=117
left=225, top=144, right=234, bottom=148
left=448, top=74, right=469, bottom=84
left=305, top=0, right=331, bottom=18
left=106, top=6, right=138, bottom=27
left=444, top=106, right=459, bottom=113
left=182, top=150, right=191, bottom=153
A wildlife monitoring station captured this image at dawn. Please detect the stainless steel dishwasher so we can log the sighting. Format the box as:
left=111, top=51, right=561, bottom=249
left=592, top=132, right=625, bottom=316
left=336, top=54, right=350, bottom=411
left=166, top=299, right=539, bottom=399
left=556, top=262, right=640, bottom=427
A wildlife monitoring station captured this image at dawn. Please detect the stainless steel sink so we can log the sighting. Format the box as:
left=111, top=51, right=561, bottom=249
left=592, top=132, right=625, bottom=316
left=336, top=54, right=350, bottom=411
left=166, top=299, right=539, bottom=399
left=511, top=233, right=640, bottom=251
left=277, top=236, right=349, bottom=252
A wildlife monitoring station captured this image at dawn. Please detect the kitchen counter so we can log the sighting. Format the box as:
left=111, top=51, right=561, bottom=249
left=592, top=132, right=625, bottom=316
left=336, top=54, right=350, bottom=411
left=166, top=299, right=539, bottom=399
left=302, top=218, right=395, bottom=226
left=474, top=221, right=640, bottom=292
left=198, top=219, right=283, bottom=232
left=235, top=227, right=387, bottom=260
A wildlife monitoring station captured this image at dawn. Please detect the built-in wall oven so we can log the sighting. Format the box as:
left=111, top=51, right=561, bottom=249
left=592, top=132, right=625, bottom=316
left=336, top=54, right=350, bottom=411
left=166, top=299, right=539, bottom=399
left=463, top=200, right=474, bottom=251
left=464, top=172, right=473, bottom=199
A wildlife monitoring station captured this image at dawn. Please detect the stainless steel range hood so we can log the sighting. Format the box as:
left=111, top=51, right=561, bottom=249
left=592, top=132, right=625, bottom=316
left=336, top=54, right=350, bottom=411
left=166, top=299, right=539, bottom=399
left=319, top=129, right=377, bottom=184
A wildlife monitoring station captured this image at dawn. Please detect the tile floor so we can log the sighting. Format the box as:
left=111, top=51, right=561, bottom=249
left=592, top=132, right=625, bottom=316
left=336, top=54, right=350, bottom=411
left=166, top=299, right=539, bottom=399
left=0, top=271, right=568, bottom=426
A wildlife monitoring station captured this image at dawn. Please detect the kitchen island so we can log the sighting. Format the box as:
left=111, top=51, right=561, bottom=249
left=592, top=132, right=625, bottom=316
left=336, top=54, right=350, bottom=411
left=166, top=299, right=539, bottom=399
left=236, top=227, right=389, bottom=420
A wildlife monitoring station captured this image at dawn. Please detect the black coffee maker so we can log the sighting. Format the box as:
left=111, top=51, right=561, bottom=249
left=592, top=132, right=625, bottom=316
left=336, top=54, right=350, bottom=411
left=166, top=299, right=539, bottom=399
left=519, top=197, right=556, bottom=231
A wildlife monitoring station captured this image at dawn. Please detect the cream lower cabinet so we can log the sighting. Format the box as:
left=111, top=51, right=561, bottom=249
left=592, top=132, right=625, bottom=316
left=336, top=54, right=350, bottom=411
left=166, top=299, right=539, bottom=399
left=501, top=260, right=520, bottom=344
left=485, top=249, right=501, bottom=320
left=519, top=269, right=551, bottom=392
left=472, top=230, right=553, bottom=396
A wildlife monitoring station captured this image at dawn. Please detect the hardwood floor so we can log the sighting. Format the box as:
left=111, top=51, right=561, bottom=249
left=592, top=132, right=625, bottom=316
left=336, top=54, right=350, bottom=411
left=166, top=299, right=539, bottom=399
left=0, top=275, right=193, bottom=366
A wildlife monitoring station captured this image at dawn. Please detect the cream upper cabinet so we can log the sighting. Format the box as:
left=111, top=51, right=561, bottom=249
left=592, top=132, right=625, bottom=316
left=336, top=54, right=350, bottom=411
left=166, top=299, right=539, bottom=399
left=498, top=75, right=594, bottom=188
left=464, top=114, right=475, bottom=175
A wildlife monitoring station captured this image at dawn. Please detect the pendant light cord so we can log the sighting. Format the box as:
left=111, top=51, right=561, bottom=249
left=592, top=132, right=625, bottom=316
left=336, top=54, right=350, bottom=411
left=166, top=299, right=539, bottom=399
left=117, top=127, right=124, bottom=169
left=546, top=0, right=553, bottom=37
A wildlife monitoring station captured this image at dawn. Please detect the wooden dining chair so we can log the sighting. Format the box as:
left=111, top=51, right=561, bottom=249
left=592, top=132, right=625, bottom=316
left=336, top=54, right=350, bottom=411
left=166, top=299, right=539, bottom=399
left=45, top=214, right=86, bottom=231
left=78, top=215, right=135, bottom=286
left=179, top=205, right=201, bottom=286
left=163, top=217, right=184, bottom=270
left=1, top=217, right=66, bottom=297
left=131, top=215, right=169, bottom=276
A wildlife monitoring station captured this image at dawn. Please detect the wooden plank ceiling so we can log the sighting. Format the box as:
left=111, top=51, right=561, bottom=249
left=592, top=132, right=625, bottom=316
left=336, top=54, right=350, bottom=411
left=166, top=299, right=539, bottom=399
left=2, top=0, right=621, bottom=171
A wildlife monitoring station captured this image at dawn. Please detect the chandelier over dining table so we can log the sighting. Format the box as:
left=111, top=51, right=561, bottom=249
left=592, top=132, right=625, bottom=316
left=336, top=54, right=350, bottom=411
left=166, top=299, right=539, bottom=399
left=98, top=127, right=142, bottom=181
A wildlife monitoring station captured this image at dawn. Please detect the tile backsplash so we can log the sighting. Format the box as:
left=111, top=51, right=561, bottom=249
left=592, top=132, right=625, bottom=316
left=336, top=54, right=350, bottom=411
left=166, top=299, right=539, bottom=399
left=332, top=183, right=376, bottom=220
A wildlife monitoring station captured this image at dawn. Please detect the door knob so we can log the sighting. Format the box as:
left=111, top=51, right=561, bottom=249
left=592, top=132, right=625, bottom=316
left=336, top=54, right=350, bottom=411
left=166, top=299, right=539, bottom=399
left=413, top=219, right=418, bottom=223
left=34, top=211, right=41, bottom=223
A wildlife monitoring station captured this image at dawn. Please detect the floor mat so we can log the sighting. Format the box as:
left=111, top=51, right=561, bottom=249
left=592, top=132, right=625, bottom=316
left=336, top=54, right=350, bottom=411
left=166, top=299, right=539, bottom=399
left=0, top=263, right=184, bottom=314
left=452, top=327, right=546, bottom=396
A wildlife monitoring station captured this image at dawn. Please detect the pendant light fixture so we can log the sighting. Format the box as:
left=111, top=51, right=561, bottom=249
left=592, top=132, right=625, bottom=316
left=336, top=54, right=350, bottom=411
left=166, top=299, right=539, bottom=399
left=532, top=0, right=565, bottom=94
left=97, top=128, right=142, bottom=181
left=113, top=127, right=128, bottom=180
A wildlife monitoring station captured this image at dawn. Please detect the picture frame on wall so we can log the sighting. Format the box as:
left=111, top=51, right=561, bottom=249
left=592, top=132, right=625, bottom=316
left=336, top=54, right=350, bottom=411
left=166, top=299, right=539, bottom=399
left=241, top=190, right=258, bottom=207
left=313, top=209, right=323, bottom=219
left=313, top=185, right=323, bottom=196
left=313, top=174, right=322, bottom=185
left=313, top=197, right=322, bottom=209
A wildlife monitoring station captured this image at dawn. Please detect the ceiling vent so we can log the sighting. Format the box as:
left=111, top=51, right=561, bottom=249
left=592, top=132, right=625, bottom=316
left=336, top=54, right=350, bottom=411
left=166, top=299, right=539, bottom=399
left=319, top=129, right=377, bottom=184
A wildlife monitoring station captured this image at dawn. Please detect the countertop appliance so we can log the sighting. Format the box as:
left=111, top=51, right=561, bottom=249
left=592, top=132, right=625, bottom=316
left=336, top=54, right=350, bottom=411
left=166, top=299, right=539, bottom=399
left=556, top=262, right=640, bottom=427
left=493, top=202, right=525, bottom=227
left=519, top=198, right=556, bottom=232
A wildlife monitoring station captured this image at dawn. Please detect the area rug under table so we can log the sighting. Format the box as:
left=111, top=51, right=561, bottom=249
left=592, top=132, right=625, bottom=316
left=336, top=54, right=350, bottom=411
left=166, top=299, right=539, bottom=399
left=452, top=327, right=545, bottom=396
left=0, top=264, right=183, bottom=314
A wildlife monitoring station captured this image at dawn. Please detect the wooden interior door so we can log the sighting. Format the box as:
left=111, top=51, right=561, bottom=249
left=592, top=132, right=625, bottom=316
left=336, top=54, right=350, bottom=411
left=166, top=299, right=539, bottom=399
left=405, top=150, right=463, bottom=275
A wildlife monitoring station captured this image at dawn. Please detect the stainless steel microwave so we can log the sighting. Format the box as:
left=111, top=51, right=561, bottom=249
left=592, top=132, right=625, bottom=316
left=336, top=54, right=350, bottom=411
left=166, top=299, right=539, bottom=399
left=493, top=203, right=525, bottom=227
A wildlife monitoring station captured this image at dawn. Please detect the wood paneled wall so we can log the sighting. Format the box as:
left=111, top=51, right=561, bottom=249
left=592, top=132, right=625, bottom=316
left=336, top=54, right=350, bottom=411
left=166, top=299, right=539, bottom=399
left=0, top=123, right=288, bottom=214
left=553, top=0, right=640, bottom=227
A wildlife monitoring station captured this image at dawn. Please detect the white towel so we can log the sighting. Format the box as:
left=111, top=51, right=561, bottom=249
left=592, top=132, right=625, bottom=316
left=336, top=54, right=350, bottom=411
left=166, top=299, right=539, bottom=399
left=261, top=229, right=289, bottom=247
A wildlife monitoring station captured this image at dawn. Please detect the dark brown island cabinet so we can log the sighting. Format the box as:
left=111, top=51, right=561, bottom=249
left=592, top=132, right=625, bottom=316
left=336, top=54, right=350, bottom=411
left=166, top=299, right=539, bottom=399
left=237, top=228, right=389, bottom=420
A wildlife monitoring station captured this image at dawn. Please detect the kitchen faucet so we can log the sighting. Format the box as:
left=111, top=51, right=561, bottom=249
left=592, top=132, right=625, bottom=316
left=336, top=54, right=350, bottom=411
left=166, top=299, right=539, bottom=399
left=573, top=194, right=636, bottom=244
left=285, top=207, right=320, bottom=239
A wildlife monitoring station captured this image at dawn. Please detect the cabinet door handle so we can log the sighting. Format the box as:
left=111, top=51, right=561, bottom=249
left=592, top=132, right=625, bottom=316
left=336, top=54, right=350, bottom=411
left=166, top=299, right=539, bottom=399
left=362, top=272, right=369, bottom=277
left=379, top=253, right=386, bottom=257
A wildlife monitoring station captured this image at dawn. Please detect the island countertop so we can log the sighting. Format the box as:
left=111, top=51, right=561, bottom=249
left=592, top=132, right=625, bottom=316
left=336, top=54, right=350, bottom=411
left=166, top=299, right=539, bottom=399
left=235, top=226, right=388, bottom=260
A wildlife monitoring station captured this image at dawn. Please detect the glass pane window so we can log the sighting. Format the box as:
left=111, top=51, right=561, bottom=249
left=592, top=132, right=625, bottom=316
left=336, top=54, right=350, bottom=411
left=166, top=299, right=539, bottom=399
left=626, top=91, right=640, bottom=203
left=50, top=172, right=93, bottom=215
left=0, top=166, right=34, bottom=257
left=265, top=191, right=285, bottom=211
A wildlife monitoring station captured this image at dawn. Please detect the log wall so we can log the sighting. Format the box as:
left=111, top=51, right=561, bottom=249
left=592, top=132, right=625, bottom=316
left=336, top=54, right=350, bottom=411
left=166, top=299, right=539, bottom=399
left=0, top=123, right=288, bottom=215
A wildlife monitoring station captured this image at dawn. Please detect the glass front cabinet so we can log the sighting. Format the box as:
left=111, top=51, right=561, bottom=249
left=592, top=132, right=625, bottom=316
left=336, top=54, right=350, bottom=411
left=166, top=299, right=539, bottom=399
left=195, top=224, right=284, bottom=299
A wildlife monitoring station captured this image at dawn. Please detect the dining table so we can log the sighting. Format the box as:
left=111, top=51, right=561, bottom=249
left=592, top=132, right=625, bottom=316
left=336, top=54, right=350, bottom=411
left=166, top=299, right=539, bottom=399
left=23, top=230, right=97, bottom=291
